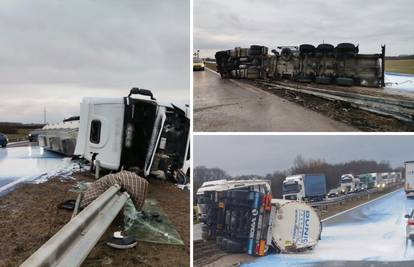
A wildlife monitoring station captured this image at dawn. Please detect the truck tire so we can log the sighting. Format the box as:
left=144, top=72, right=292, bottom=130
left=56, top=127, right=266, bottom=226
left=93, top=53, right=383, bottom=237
left=250, top=45, right=263, bottom=50
left=295, top=75, right=313, bottom=83
left=216, top=236, right=224, bottom=247
left=336, top=43, right=358, bottom=55
left=224, top=239, right=244, bottom=253
left=316, top=43, right=334, bottom=53
left=315, top=76, right=332, bottom=84
left=281, top=48, right=293, bottom=61
left=335, top=77, right=354, bottom=86
left=248, top=49, right=262, bottom=56
left=299, top=44, right=315, bottom=55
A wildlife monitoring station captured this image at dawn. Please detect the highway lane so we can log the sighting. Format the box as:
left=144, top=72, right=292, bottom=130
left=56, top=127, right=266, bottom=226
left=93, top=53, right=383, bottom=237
left=193, top=69, right=355, bottom=132
left=0, top=146, right=75, bottom=194
left=244, top=189, right=414, bottom=267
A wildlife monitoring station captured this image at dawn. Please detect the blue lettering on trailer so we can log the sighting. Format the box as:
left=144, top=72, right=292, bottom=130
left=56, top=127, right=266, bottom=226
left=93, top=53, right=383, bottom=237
left=301, top=210, right=310, bottom=243
left=248, top=191, right=260, bottom=255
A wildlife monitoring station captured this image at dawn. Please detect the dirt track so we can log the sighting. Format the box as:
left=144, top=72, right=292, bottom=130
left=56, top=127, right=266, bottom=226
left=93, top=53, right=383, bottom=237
left=0, top=172, right=189, bottom=267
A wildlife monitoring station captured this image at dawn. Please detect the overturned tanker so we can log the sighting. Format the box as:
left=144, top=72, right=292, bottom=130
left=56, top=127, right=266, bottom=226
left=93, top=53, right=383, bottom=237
left=215, top=43, right=386, bottom=88
left=196, top=179, right=321, bottom=256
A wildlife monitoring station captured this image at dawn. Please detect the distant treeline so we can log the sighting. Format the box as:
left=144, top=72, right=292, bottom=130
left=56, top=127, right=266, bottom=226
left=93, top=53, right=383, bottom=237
left=193, top=155, right=404, bottom=200
left=0, top=122, right=45, bottom=134
left=386, top=55, right=414, bottom=60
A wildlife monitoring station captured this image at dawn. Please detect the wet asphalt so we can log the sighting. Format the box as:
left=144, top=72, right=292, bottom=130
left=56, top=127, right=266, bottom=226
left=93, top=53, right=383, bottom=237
left=193, top=68, right=355, bottom=132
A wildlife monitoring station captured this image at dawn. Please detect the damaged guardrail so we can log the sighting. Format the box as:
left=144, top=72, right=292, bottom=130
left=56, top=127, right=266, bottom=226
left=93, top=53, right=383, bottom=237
left=21, top=184, right=129, bottom=267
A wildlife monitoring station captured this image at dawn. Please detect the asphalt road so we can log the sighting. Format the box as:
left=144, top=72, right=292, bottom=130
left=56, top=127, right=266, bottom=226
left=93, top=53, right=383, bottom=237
left=193, top=69, right=355, bottom=132
left=245, top=189, right=414, bottom=267
left=6, top=141, right=36, bottom=148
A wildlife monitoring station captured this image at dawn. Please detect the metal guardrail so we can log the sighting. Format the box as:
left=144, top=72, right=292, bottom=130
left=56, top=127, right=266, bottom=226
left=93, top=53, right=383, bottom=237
left=310, top=183, right=403, bottom=209
left=21, top=184, right=130, bottom=267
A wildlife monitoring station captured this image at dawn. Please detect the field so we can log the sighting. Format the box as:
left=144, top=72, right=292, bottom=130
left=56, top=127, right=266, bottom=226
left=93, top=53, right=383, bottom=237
left=6, top=128, right=32, bottom=142
left=384, top=59, right=414, bottom=74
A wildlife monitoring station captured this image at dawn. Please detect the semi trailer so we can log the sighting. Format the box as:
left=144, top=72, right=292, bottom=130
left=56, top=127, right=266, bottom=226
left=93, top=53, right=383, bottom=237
left=196, top=179, right=321, bottom=256
left=282, top=174, right=327, bottom=202
left=405, top=161, right=414, bottom=198
left=39, top=88, right=191, bottom=183
left=215, top=43, right=385, bottom=88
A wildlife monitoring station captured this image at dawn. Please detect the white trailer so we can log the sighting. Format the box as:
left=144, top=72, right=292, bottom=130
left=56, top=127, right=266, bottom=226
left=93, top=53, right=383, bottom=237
left=38, top=117, right=79, bottom=155
left=405, top=161, right=414, bottom=198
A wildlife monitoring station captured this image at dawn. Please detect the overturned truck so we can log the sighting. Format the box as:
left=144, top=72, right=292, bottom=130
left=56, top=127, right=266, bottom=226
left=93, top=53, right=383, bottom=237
left=215, top=43, right=385, bottom=88
left=196, top=180, right=321, bottom=256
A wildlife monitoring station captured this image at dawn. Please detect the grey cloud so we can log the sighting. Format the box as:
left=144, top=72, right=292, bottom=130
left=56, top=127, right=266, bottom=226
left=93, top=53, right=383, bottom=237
left=0, top=0, right=189, bottom=123
left=194, top=0, right=414, bottom=57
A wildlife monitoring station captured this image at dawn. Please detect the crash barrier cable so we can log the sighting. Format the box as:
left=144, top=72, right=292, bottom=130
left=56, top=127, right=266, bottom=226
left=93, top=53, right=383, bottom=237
left=21, top=184, right=130, bottom=267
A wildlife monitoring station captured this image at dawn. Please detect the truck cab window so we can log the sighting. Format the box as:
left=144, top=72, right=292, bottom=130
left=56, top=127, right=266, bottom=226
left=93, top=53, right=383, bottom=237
left=90, top=120, right=101, bottom=144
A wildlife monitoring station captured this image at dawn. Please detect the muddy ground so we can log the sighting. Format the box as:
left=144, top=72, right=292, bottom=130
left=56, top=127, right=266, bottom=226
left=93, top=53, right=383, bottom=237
left=0, top=172, right=189, bottom=267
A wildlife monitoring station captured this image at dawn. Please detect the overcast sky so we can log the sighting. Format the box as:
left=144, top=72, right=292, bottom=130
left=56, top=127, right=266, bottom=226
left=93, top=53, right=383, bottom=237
left=0, top=0, right=189, bottom=123
left=194, top=0, right=414, bottom=58
left=194, top=135, right=414, bottom=176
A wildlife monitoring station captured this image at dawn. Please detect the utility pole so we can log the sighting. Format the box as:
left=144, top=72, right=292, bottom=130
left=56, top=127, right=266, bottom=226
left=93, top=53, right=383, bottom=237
left=43, top=107, right=47, bottom=124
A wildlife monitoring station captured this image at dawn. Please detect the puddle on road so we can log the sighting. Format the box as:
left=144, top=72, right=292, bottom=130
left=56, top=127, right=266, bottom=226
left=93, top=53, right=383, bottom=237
left=0, top=146, right=77, bottom=194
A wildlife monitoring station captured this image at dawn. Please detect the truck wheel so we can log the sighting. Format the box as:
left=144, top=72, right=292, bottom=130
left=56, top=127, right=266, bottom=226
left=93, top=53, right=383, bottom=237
left=335, top=43, right=358, bottom=55
left=315, top=76, right=332, bottom=84
left=224, top=239, right=244, bottom=253
left=281, top=48, right=293, bottom=61
left=201, top=232, right=209, bottom=240
left=299, top=44, right=315, bottom=55
left=335, top=77, right=354, bottom=86
left=216, top=236, right=223, bottom=247
left=316, top=43, right=334, bottom=53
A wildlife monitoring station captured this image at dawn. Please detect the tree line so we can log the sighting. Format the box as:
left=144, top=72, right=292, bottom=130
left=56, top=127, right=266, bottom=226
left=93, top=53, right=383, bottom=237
left=193, top=155, right=403, bottom=200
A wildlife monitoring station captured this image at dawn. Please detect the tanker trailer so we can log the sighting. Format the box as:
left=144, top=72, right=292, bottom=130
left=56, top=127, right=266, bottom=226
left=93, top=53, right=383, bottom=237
left=196, top=179, right=321, bottom=256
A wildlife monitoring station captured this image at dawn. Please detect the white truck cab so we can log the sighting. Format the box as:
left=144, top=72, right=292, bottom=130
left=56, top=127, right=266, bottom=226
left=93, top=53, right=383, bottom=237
left=74, top=88, right=190, bottom=182
left=340, top=174, right=359, bottom=193
left=282, top=174, right=326, bottom=202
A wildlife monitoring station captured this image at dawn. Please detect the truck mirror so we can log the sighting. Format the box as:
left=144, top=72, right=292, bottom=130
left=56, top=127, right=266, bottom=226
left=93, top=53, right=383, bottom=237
left=129, top=87, right=156, bottom=100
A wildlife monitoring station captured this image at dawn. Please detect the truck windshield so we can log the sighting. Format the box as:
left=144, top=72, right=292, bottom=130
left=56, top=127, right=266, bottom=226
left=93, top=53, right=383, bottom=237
left=193, top=59, right=203, bottom=63
left=341, top=177, right=352, bottom=183
left=282, top=182, right=299, bottom=194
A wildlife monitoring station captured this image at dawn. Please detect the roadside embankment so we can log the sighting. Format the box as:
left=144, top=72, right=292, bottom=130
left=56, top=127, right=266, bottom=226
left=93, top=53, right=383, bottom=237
left=0, top=172, right=189, bottom=267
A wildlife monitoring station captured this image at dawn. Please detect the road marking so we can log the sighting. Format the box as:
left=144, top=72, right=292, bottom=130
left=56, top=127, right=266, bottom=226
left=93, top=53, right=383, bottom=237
left=205, top=66, right=220, bottom=76
left=322, top=188, right=403, bottom=222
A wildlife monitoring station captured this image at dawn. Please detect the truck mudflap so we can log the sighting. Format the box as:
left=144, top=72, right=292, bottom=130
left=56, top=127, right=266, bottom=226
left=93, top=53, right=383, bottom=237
left=247, top=192, right=272, bottom=256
